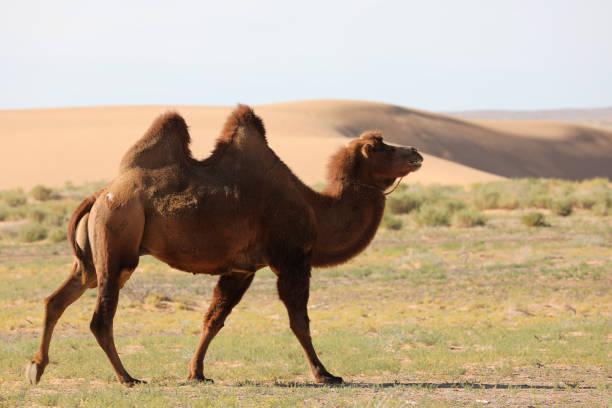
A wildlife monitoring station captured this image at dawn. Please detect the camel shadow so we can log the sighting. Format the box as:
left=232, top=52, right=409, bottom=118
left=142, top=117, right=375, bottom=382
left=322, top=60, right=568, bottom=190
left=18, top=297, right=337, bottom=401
left=262, top=381, right=594, bottom=390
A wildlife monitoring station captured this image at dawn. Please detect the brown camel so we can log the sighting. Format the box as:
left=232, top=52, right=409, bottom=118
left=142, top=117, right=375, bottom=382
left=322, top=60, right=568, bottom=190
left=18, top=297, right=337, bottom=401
left=26, top=105, right=423, bottom=386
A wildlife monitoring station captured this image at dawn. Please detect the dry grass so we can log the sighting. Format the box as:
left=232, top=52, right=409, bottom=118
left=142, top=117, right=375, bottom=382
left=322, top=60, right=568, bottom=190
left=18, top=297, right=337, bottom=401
left=0, top=180, right=610, bottom=407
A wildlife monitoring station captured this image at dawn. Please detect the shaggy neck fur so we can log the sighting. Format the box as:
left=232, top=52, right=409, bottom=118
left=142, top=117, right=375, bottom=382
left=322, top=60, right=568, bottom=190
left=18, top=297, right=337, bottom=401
left=304, top=146, right=387, bottom=267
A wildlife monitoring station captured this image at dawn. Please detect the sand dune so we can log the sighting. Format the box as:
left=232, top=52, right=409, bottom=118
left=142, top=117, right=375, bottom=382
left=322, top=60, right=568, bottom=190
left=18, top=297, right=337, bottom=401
left=447, top=107, right=612, bottom=130
left=0, top=100, right=610, bottom=190
left=262, top=100, right=612, bottom=180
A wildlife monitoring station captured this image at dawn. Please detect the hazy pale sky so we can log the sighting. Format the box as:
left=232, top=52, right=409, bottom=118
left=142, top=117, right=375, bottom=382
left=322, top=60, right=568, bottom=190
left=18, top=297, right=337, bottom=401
left=1, top=0, right=611, bottom=111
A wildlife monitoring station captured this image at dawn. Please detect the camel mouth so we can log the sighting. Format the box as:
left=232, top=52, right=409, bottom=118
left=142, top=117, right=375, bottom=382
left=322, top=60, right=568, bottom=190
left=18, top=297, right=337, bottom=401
left=406, top=159, right=423, bottom=172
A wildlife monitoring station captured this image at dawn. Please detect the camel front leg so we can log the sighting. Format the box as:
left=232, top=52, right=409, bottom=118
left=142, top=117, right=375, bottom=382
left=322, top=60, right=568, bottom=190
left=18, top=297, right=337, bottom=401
left=188, top=272, right=254, bottom=382
left=275, top=260, right=342, bottom=384
left=27, top=262, right=97, bottom=385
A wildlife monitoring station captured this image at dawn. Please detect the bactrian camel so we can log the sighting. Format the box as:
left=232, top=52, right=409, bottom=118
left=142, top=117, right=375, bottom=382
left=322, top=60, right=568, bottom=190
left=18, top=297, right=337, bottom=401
left=27, top=105, right=423, bottom=386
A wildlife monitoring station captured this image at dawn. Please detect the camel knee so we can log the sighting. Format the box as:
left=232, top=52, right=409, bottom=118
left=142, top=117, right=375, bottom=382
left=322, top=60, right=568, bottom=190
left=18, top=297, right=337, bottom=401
left=90, top=312, right=110, bottom=339
left=289, top=315, right=310, bottom=334
left=204, top=316, right=225, bottom=333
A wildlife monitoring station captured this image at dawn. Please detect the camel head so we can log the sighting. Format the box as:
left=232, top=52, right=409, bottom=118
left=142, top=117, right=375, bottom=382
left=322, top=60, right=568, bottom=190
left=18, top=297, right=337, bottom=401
left=344, top=131, right=423, bottom=191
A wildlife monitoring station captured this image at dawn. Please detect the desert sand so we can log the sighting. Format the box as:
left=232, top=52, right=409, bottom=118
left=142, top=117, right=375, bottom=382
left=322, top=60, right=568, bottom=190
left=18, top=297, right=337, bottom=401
left=1, top=100, right=611, bottom=190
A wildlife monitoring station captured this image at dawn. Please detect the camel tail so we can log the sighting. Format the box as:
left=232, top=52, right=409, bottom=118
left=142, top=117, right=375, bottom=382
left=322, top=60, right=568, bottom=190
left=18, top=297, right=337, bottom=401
left=67, top=189, right=103, bottom=284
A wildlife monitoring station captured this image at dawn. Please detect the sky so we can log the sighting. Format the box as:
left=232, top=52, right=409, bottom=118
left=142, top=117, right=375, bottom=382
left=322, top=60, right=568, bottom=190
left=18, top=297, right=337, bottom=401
left=1, top=0, right=611, bottom=111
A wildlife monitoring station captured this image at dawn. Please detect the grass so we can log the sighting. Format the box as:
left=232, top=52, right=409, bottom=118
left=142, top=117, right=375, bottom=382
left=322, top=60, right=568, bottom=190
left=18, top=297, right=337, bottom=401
left=0, top=180, right=611, bottom=406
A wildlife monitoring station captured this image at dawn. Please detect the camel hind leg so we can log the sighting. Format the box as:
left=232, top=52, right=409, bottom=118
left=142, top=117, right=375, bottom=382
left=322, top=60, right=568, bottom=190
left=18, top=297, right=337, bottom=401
left=26, top=261, right=97, bottom=385
left=87, top=195, right=144, bottom=386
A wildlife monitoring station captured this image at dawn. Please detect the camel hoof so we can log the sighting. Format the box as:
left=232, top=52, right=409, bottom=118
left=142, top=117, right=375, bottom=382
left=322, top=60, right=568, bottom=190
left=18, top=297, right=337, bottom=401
left=315, top=374, right=343, bottom=385
left=123, top=377, right=146, bottom=387
left=25, top=361, right=43, bottom=385
left=187, top=374, right=214, bottom=383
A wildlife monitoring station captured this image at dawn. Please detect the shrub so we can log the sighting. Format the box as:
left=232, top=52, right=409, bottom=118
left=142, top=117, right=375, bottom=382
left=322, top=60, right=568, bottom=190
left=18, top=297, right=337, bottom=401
left=591, top=201, right=611, bottom=216
left=48, top=228, right=67, bottom=243
left=18, top=224, right=48, bottom=242
left=453, top=209, right=486, bottom=227
left=474, top=191, right=500, bottom=210
left=574, top=195, right=598, bottom=210
left=414, top=205, right=451, bottom=227
left=550, top=199, right=574, bottom=217
left=28, top=209, right=46, bottom=223
left=381, top=213, right=403, bottom=230
left=528, top=194, right=552, bottom=209
left=387, top=194, right=423, bottom=214
left=30, top=185, right=55, bottom=201
left=521, top=211, right=549, bottom=227
left=1, top=190, right=27, bottom=207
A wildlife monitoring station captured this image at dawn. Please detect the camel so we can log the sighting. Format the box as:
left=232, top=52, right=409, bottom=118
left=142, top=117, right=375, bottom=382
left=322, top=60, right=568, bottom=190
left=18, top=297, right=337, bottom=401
left=26, top=105, right=423, bottom=386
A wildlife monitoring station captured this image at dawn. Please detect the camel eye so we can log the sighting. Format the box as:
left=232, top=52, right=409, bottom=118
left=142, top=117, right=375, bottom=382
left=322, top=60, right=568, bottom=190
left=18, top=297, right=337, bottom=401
left=372, top=143, right=385, bottom=152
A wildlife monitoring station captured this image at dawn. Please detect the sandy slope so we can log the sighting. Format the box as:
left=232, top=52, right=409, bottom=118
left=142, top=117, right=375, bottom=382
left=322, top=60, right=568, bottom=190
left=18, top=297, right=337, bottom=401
left=1, top=100, right=610, bottom=190
left=447, top=107, right=612, bottom=130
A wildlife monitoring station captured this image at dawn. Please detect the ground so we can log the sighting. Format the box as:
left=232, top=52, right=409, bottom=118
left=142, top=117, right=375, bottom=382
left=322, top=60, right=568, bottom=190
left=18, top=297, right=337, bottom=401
left=0, top=181, right=610, bottom=407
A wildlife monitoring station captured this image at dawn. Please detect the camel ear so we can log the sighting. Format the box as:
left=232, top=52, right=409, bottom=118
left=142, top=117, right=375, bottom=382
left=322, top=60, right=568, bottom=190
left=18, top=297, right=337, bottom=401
left=361, top=144, right=373, bottom=159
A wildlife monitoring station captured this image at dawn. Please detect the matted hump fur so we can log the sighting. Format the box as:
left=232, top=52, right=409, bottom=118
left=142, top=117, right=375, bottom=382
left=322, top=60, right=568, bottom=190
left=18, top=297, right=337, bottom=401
left=119, top=105, right=266, bottom=172
left=119, top=112, right=193, bottom=172
left=217, top=104, right=266, bottom=145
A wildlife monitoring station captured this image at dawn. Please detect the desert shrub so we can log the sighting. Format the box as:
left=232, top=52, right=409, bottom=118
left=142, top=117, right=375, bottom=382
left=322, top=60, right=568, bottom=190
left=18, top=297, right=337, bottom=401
left=0, top=206, right=26, bottom=221
left=43, top=212, right=65, bottom=227
left=387, top=194, right=423, bottom=214
left=497, top=195, right=520, bottom=210
left=414, top=204, right=452, bottom=227
left=571, top=178, right=611, bottom=210
left=524, top=193, right=552, bottom=209
left=474, top=190, right=500, bottom=210
left=550, top=199, right=574, bottom=216
left=521, top=211, right=549, bottom=227
left=30, top=185, right=55, bottom=201
left=436, top=196, right=466, bottom=213
left=0, top=206, right=8, bottom=221
left=591, top=200, right=611, bottom=216
left=28, top=209, right=47, bottom=223
left=48, top=228, right=67, bottom=243
left=453, top=209, right=486, bottom=227
left=381, top=213, right=403, bottom=230
left=574, top=194, right=598, bottom=210
left=145, top=293, right=171, bottom=307
left=1, top=189, right=27, bottom=207
left=18, top=223, right=48, bottom=242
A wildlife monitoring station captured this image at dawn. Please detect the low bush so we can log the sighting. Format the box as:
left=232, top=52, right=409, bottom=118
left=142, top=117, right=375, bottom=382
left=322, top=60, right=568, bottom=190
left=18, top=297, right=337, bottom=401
left=28, top=209, right=47, bottom=223
left=521, top=211, right=549, bottom=227
left=1, top=190, right=27, bottom=207
left=381, top=213, right=403, bottom=230
left=474, top=190, right=500, bottom=210
left=591, top=201, right=611, bottom=216
left=414, top=205, right=452, bottom=227
left=550, top=199, right=574, bottom=217
left=48, top=227, right=67, bottom=243
left=18, top=224, right=48, bottom=242
left=453, top=209, right=486, bottom=227
left=30, top=185, right=55, bottom=201
left=387, top=194, right=423, bottom=214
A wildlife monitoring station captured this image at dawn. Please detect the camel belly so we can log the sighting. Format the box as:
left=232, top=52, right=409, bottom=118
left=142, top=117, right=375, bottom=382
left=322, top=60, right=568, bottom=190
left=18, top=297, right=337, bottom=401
left=139, top=215, right=266, bottom=275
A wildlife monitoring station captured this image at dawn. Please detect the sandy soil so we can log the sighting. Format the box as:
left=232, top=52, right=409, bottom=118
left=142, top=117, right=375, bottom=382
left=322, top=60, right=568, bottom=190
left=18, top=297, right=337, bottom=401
left=1, top=100, right=610, bottom=190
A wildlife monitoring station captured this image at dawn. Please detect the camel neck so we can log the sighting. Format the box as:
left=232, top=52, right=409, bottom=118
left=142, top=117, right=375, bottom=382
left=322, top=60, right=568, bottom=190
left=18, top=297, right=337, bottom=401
left=307, top=181, right=386, bottom=267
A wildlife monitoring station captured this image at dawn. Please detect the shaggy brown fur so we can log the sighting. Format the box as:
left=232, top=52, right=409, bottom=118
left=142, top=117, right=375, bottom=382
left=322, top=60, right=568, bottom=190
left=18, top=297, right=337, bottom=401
left=27, top=105, right=423, bottom=386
